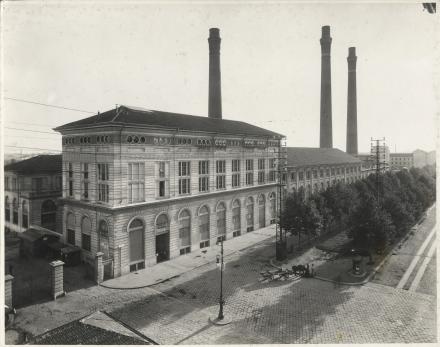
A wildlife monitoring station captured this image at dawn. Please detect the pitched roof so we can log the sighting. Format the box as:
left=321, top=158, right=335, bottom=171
left=287, top=147, right=361, bottom=167
left=4, top=155, right=62, bottom=175
left=32, top=311, right=157, bottom=345
left=54, top=105, right=282, bottom=138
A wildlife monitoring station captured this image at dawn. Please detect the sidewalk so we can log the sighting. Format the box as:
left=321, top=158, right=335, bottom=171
left=101, top=225, right=276, bottom=289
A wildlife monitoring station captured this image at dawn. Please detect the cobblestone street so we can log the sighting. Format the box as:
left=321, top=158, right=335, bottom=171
left=110, top=236, right=436, bottom=344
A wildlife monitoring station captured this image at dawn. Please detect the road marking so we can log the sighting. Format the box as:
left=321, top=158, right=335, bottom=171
left=396, top=224, right=436, bottom=289
left=408, top=237, right=437, bottom=292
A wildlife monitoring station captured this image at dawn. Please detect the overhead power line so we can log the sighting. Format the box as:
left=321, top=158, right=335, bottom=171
left=4, top=97, right=96, bottom=114
left=5, top=127, right=60, bottom=135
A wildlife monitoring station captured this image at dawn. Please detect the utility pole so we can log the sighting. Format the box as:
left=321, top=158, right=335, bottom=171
left=371, top=137, right=386, bottom=204
left=276, top=137, right=287, bottom=261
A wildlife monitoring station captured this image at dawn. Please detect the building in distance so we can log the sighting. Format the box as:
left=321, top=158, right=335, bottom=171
left=4, top=155, right=62, bottom=235
left=285, top=147, right=363, bottom=198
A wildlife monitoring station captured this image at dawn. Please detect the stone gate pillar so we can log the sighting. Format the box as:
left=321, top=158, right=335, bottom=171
left=5, top=274, right=14, bottom=308
left=95, top=252, right=104, bottom=284
left=50, top=260, right=65, bottom=300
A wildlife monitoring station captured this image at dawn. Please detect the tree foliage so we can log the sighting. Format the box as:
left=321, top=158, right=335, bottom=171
left=281, top=166, right=435, bottom=252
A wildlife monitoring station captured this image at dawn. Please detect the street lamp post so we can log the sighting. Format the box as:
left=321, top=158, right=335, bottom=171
left=210, top=237, right=231, bottom=325
left=217, top=237, right=224, bottom=320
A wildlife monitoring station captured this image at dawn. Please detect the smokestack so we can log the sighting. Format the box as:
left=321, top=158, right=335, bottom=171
left=346, top=47, right=358, bottom=155
left=319, top=25, right=333, bottom=148
left=208, top=28, right=222, bottom=119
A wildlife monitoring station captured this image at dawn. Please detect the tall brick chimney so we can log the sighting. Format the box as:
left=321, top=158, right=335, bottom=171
left=346, top=47, right=358, bottom=155
left=320, top=26, right=333, bottom=148
left=208, top=28, right=222, bottom=119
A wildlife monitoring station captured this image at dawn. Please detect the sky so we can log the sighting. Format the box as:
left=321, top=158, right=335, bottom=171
left=1, top=1, right=438, bottom=156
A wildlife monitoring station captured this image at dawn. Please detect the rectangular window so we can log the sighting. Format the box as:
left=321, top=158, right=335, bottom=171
left=326, top=169, right=330, bottom=177
left=12, top=178, right=17, bottom=191
left=268, top=159, right=276, bottom=182
left=320, top=170, right=324, bottom=177
left=306, top=171, right=311, bottom=180
left=232, top=159, right=240, bottom=188
left=81, top=163, right=89, bottom=200
left=82, top=234, right=91, bottom=251
left=216, top=160, right=226, bottom=190
left=128, top=163, right=145, bottom=203
left=313, top=170, right=318, bottom=179
left=290, top=172, right=296, bottom=181
left=32, top=177, right=43, bottom=192
left=179, top=161, right=191, bottom=195
left=157, top=162, right=167, bottom=198
left=5, top=177, right=9, bottom=190
left=97, top=163, right=110, bottom=203
left=298, top=171, right=304, bottom=181
left=67, top=229, right=75, bottom=245
left=199, top=160, right=209, bottom=192
left=246, top=159, right=254, bottom=186
left=68, top=163, right=74, bottom=197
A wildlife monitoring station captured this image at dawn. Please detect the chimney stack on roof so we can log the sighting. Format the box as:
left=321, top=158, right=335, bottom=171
left=208, top=28, right=222, bottom=119
left=319, top=25, right=333, bottom=148
left=346, top=47, right=358, bottom=155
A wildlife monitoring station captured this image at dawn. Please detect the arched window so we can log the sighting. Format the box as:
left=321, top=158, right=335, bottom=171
left=99, top=220, right=109, bottom=259
left=216, top=202, right=226, bottom=242
left=246, top=197, right=254, bottom=232
left=66, top=213, right=76, bottom=245
left=178, top=210, right=191, bottom=255
left=41, top=199, right=57, bottom=231
left=232, top=199, right=241, bottom=237
left=12, top=198, right=18, bottom=225
left=128, top=218, right=145, bottom=271
left=258, top=195, right=266, bottom=228
left=269, top=192, right=276, bottom=224
left=5, top=197, right=10, bottom=222
left=199, top=206, right=210, bottom=248
left=156, top=214, right=169, bottom=233
left=81, top=217, right=92, bottom=252
left=22, top=200, right=28, bottom=229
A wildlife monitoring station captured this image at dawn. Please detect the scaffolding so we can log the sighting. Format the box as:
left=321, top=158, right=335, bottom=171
left=370, top=137, right=386, bottom=204
left=275, top=136, right=288, bottom=260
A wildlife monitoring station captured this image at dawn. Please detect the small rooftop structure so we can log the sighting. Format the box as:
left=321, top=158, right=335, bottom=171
left=287, top=147, right=361, bottom=168
left=31, top=310, right=157, bottom=345
left=4, top=154, right=62, bottom=175
left=54, top=105, right=283, bottom=138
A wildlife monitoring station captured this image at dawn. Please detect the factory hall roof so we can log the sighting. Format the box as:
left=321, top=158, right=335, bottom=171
left=54, top=105, right=283, bottom=138
left=4, top=155, right=62, bottom=175
left=286, top=147, right=361, bottom=167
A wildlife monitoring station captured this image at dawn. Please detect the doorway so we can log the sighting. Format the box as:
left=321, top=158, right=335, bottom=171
left=156, top=233, right=170, bottom=263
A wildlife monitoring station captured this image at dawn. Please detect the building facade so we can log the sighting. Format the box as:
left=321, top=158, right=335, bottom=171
left=4, top=155, right=62, bottom=234
left=285, top=147, right=362, bottom=198
left=390, top=153, right=414, bottom=170
left=55, top=105, right=283, bottom=278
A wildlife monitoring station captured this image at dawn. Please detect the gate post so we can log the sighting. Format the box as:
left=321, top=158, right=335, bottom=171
left=5, top=274, right=14, bottom=308
left=50, top=260, right=65, bottom=300
left=95, top=252, right=104, bottom=284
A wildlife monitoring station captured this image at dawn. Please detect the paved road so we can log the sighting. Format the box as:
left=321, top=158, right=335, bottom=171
left=373, top=204, right=436, bottom=297
left=109, top=232, right=436, bottom=344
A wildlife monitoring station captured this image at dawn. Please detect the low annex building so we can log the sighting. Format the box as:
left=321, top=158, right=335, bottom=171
left=4, top=155, right=62, bottom=234
left=54, top=105, right=283, bottom=278
left=286, top=147, right=362, bottom=198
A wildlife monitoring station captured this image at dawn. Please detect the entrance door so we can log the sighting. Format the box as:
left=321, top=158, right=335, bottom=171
left=129, top=219, right=145, bottom=272
left=156, top=233, right=170, bottom=263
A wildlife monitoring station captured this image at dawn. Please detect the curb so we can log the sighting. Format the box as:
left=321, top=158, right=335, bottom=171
left=101, top=234, right=274, bottom=290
